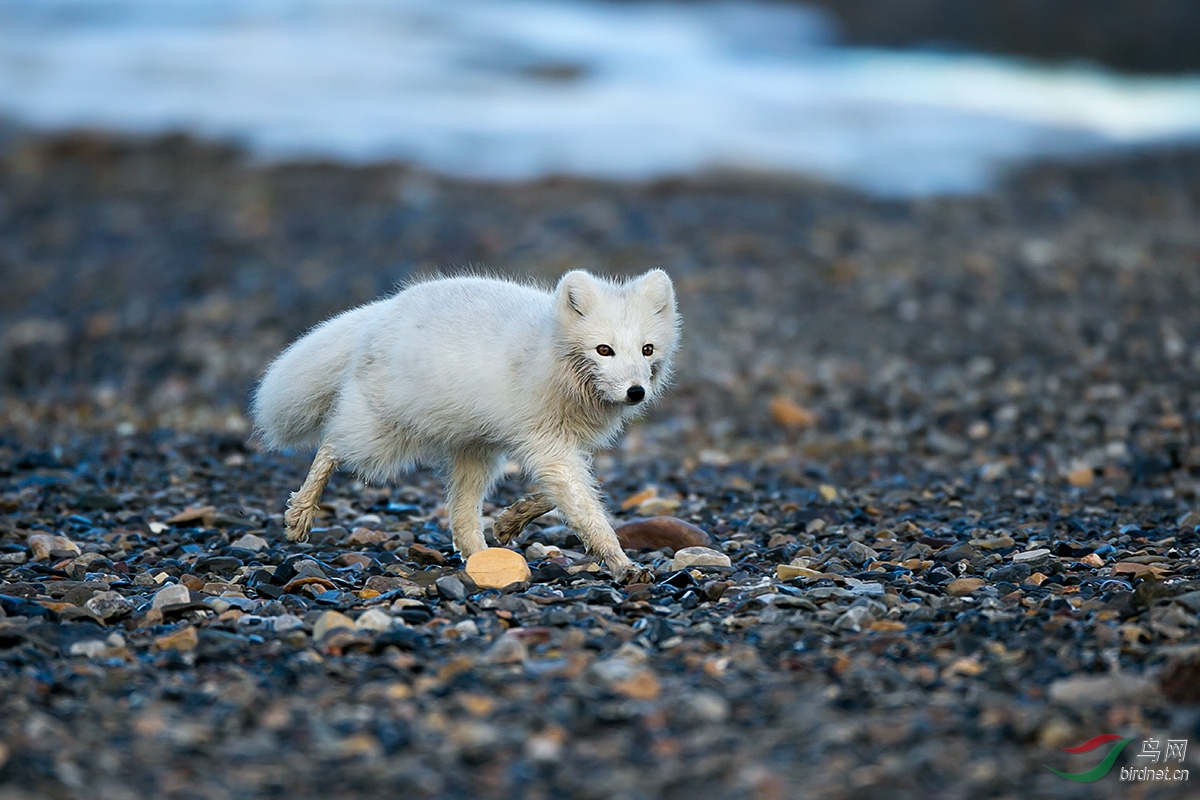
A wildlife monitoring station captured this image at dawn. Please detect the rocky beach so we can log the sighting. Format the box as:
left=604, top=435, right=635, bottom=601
left=2, top=129, right=1200, bottom=798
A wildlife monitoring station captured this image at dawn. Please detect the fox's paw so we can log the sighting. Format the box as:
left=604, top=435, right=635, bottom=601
left=283, top=495, right=315, bottom=543
left=603, top=554, right=646, bottom=585
left=494, top=494, right=555, bottom=545
left=616, top=565, right=655, bottom=585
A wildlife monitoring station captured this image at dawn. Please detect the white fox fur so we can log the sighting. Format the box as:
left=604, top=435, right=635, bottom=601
left=252, top=269, right=680, bottom=579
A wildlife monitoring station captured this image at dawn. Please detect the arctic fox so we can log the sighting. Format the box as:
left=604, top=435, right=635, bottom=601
left=252, top=269, right=680, bottom=580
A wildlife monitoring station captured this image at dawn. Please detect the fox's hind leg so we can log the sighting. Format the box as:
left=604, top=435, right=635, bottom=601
left=494, top=493, right=555, bottom=545
left=284, top=443, right=339, bottom=542
left=447, top=451, right=504, bottom=560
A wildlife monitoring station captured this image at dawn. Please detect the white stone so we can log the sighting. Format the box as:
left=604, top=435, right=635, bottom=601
left=354, top=608, right=395, bottom=632
left=669, top=546, right=731, bottom=570
left=69, top=640, right=108, bottom=658
left=151, top=584, right=191, bottom=609
left=230, top=533, right=269, bottom=552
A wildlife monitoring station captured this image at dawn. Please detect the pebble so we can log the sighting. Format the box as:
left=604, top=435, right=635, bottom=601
left=353, top=608, right=395, bottom=632
left=946, top=577, right=986, bottom=596
left=483, top=634, right=528, bottom=665
left=68, top=640, right=109, bottom=659
left=669, top=547, right=731, bottom=570
left=407, top=542, right=447, bottom=566
left=620, top=486, right=659, bottom=510
left=1065, top=466, right=1095, bottom=487
left=614, top=516, right=713, bottom=551
left=1048, top=673, right=1156, bottom=708
left=834, top=605, right=875, bottom=631
left=776, top=564, right=822, bottom=580
left=345, top=527, right=394, bottom=547
left=153, top=626, right=200, bottom=652
left=1177, top=510, right=1200, bottom=529
left=1011, top=548, right=1051, bottom=564
left=971, top=533, right=1016, bottom=550
left=991, top=564, right=1032, bottom=583
left=84, top=591, right=132, bottom=620
left=465, top=548, right=531, bottom=589
left=610, top=669, right=661, bottom=701
left=844, top=541, right=879, bottom=565
left=524, top=542, right=561, bottom=561
left=27, top=533, right=81, bottom=561
left=151, top=584, right=192, bottom=609
left=167, top=505, right=216, bottom=526
left=769, top=396, right=817, bottom=429
left=312, top=610, right=356, bottom=641
left=435, top=575, right=468, bottom=601
left=230, top=533, right=269, bottom=552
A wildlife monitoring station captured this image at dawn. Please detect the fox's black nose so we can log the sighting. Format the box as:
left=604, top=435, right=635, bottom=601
left=626, top=385, right=646, bottom=403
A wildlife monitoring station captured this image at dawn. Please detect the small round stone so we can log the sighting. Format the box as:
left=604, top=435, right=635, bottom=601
left=465, top=548, right=531, bottom=589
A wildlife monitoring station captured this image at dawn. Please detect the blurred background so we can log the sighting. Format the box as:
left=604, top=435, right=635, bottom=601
left=2, top=0, right=1200, bottom=465
left=1, top=0, right=1199, bottom=196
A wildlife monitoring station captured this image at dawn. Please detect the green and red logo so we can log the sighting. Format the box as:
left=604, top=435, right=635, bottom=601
left=1045, top=734, right=1135, bottom=782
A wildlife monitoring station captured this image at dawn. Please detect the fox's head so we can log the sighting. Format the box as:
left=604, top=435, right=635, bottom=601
left=554, top=269, right=680, bottom=412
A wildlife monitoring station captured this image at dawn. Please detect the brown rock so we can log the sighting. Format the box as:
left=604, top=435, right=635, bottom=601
left=333, top=552, right=373, bottom=569
left=971, top=534, right=1016, bottom=550
left=345, top=527, right=394, bottom=547
left=1112, top=561, right=1165, bottom=579
left=166, top=505, right=217, bottom=526
left=313, top=610, right=356, bottom=641
left=770, top=396, right=817, bottom=430
left=776, top=564, right=822, bottom=580
left=281, top=576, right=337, bottom=594
left=27, top=533, right=81, bottom=561
left=615, top=517, right=712, bottom=551
left=611, top=669, right=661, bottom=701
left=408, top=542, right=447, bottom=566
left=465, top=548, right=531, bottom=589
left=1065, top=466, right=1094, bottom=488
left=1161, top=656, right=1200, bottom=704
left=180, top=574, right=205, bottom=592
left=153, top=626, right=199, bottom=652
left=620, top=486, right=659, bottom=511
left=946, top=577, right=985, bottom=596
left=868, top=620, right=907, bottom=632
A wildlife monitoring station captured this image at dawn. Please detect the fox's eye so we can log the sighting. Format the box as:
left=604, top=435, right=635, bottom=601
left=642, top=344, right=654, bottom=357
left=596, top=344, right=614, bottom=357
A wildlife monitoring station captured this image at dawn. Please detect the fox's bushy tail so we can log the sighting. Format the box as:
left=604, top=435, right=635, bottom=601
left=251, top=307, right=365, bottom=451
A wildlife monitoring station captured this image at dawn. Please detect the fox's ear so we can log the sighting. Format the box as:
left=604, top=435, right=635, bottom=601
left=636, top=269, right=675, bottom=315
left=556, top=270, right=600, bottom=318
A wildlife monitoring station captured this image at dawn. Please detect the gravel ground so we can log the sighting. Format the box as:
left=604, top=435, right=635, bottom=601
left=2, top=129, right=1200, bottom=799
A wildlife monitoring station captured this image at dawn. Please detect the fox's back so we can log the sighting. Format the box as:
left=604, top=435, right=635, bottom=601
left=343, top=276, right=557, bottom=443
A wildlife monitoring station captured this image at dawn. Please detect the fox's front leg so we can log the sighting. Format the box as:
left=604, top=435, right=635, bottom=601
left=525, top=450, right=633, bottom=580
left=284, top=443, right=339, bottom=542
left=447, top=452, right=503, bottom=561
